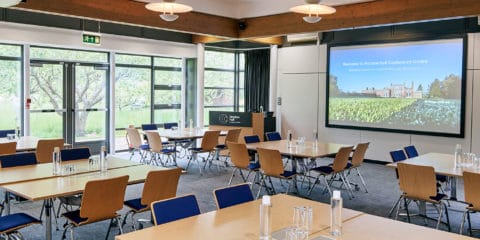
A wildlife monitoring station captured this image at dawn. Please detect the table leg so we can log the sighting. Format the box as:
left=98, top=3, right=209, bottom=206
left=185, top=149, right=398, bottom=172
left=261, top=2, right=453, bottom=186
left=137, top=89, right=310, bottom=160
left=45, top=198, right=53, bottom=240
left=450, top=176, right=457, bottom=200
left=4, top=191, right=10, bottom=215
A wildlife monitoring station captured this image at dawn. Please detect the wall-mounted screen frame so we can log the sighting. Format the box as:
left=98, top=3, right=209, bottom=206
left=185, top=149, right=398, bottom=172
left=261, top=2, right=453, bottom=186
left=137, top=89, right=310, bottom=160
left=326, top=35, right=467, bottom=138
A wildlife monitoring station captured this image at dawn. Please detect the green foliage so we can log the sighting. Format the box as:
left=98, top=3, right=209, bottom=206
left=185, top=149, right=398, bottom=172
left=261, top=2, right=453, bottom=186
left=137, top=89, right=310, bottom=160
left=329, top=98, right=416, bottom=123
left=0, top=60, right=20, bottom=96
left=205, top=51, right=235, bottom=69
left=329, top=75, right=341, bottom=97
left=0, top=44, right=21, bottom=57
left=428, top=74, right=461, bottom=99
left=30, top=47, right=108, bottom=63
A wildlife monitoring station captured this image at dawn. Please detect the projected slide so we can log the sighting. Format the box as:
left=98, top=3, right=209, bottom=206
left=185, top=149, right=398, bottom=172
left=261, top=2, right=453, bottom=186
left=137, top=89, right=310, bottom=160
left=327, top=38, right=464, bottom=136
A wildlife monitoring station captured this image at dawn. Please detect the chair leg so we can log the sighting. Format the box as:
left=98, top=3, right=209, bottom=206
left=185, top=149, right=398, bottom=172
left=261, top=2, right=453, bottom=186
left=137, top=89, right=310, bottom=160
left=267, top=176, right=276, bottom=195
left=323, top=175, right=332, bottom=197
left=394, top=196, right=404, bottom=220
left=104, top=219, right=114, bottom=240
left=460, top=210, right=467, bottom=234
left=307, top=174, right=321, bottom=196
left=404, top=198, right=411, bottom=223
left=468, top=211, right=473, bottom=236
left=355, top=168, right=368, bottom=193
left=256, top=175, right=266, bottom=199
left=435, top=204, right=444, bottom=229
left=228, top=168, right=238, bottom=185
left=388, top=196, right=403, bottom=218
left=339, top=173, right=355, bottom=199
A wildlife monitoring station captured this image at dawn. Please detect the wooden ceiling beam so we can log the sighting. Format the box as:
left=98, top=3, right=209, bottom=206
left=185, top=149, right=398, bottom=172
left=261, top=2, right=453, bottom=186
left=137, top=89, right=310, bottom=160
left=16, top=0, right=239, bottom=38
left=239, top=0, right=480, bottom=38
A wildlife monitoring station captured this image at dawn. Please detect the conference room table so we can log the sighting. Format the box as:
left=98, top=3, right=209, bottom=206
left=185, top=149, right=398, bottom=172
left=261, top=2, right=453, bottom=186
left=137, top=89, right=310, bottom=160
left=386, top=152, right=470, bottom=200
left=0, top=136, right=72, bottom=152
left=0, top=157, right=149, bottom=240
left=115, top=194, right=363, bottom=240
left=155, top=127, right=228, bottom=164
left=116, top=194, right=475, bottom=240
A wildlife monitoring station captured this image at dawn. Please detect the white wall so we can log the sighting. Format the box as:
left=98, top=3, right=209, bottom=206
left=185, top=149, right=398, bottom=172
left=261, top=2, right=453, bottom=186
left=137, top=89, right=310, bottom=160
left=277, top=33, right=480, bottom=162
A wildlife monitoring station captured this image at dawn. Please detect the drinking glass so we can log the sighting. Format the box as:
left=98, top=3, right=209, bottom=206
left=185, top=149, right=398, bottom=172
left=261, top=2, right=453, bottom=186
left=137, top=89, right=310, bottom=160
left=293, top=206, right=312, bottom=238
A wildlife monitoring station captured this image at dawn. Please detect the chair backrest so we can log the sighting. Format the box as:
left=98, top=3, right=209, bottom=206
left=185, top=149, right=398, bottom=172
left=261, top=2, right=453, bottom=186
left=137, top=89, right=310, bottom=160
left=0, top=129, right=15, bottom=138
left=0, top=152, right=37, bottom=168
left=463, top=171, right=480, bottom=210
left=126, top=127, right=142, bottom=149
left=141, top=124, right=158, bottom=131
left=257, top=148, right=284, bottom=177
left=163, top=122, right=178, bottom=130
left=80, top=175, right=129, bottom=223
left=200, top=131, right=220, bottom=151
left=213, top=183, right=254, bottom=209
left=60, top=148, right=91, bottom=161
left=397, top=163, right=437, bottom=201
left=151, top=194, right=200, bottom=225
left=141, top=168, right=182, bottom=206
left=351, top=142, right=369, bottom=167
left=265, top=132, right=282, bottom=141
left=224, top=129, right=242, bottom=143
left=35, top=138, right=64, bottom=163
left=332, top=146, right=354, bottom=172
left=389, top=150, right=407, bottom=162
left=145, top=131, right=164, bottom=153
left=244, top=135, right=260, bottom=144
left=404, top=145, right=419, bottom=158
left=0, top=142, right=17, bottom=155
left=227, top=142, right=250, bottom=169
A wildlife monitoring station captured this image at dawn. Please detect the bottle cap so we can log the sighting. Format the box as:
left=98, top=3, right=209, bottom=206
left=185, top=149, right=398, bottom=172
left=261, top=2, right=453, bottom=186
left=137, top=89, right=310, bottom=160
left=262, top=195, right=271, bottom=206
left=332, top=190, right=341, bottom=199
left=54, top=147, right=60, bottom=153
left=101, top=146, right=106, bottom=151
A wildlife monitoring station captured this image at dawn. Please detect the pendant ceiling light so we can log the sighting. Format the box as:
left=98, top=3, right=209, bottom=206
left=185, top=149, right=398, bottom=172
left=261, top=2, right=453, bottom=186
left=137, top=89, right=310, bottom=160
left=0, top=0, right=22, bottom=8
left=145, top=0, right=193, bottom=22
left=289, top=0, right=336, bottom=24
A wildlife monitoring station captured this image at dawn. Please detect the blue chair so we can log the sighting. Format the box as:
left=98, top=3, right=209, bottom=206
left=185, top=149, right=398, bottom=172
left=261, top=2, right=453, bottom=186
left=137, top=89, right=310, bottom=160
left=60, top=148, right=91, bottom=161
left=0, top=129, right=15, bottom=138
left=163, top=122, right=178, bottom=130
left=151, top=194, right=200, bottom=225
left=0, top=213, right=41, bottom=238
left=213, top=183, right=254, bottom=209
left=404, top=145, right=419, bottom=158
left=141, top=124, right=158, bottom=131
left=265, top=132, right=281, bottom=141
left=390, top=150, right=407, bottom=163
left=244, top=135, right=260, bottom=144
left=0, top=152, right=37, bottom=168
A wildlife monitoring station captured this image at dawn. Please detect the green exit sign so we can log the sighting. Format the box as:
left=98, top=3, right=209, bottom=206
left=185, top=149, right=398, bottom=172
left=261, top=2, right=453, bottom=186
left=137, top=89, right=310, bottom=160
left=82, top=32, right=101, bottom=45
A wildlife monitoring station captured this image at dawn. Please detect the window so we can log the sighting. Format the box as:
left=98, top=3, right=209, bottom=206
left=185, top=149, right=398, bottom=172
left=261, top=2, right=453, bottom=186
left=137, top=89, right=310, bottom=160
left=204, top=50, right=245, bottom=125
left=153, top=57, right=183, bottom=124
left=115, top=53, right=152, bottom=150
left=0, top=44, right=22, bottom=131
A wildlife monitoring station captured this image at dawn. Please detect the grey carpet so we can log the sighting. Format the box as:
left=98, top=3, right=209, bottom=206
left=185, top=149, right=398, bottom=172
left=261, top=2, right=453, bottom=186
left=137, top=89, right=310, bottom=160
left=4, top=152, right=478, bottom=239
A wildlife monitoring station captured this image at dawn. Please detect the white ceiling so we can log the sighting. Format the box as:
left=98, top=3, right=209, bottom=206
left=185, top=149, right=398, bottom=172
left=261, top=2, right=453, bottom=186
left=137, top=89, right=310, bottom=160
left=135, top=0, right=374, bottom=19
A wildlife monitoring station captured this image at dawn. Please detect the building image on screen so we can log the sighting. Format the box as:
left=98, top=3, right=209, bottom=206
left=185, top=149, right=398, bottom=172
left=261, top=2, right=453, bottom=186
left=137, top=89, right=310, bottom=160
left=327, top=38, right=465, bottom=136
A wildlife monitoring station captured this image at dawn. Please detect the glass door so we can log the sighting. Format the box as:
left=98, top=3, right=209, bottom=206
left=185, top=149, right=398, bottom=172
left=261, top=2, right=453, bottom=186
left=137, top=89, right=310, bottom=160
left=72, top=64, right=109, bottom=145
left=29, top=61, right=66, bottom=139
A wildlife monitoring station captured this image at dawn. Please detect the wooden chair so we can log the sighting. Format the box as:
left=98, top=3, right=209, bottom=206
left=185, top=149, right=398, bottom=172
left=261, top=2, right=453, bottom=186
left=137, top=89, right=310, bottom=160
left=345, top=142, right=369, bottom=193
left=213, top=183, right=254, bottom=209
left=460, top=171, right=480, bottom=235
left=216, top=129, right=242, bottom=165
left=125, top=127, right=149, bottom=163
left=122, top=168, right=182, bottom=230
left=395, top=163, right=450, bottom=231
left=256, top=148, right=297, bottom=199
left=0, top=212, right=41, bottom=239
left=151, top=194, right=200, bottom=226
left=307, top=146, right=354, bottom=198
left=0, top=142, right=16, bottom=155
left=145, top=131, right=176, bottom=166
left=62, top=175, right=129, bottom=240
left=226, top=142, right=259, bottom=185
left=187, top=130, right=220, bottom=174
left=35, top=138, right=64, bottom=163
left=265, top=132, right=282, bottom=141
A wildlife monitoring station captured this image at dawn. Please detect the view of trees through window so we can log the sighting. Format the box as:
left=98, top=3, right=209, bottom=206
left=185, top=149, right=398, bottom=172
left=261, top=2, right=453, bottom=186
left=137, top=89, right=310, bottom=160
left=0, top=44, right=22, bottom=131
left=204, top=50, right=245, bottom=125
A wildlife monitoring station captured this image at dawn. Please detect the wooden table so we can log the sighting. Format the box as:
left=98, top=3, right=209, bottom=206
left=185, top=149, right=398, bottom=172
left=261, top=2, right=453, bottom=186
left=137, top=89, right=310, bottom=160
left=2, top=164, right=165, bottom=240
left=386, top=152, right=470, bottom=200
left=0, top=136, right=73, bottom=152
left=245, top=140, right=350, bottom=159
left=115, top=194, right=362, bottom=240
left=312, top=213, right=476, bottom=240
left=0, top=156, right=140, bottom=186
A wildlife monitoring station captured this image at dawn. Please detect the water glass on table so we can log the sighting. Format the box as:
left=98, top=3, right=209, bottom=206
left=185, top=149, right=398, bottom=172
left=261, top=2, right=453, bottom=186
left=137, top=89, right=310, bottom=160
left=292, top=206, right=312, bottom=239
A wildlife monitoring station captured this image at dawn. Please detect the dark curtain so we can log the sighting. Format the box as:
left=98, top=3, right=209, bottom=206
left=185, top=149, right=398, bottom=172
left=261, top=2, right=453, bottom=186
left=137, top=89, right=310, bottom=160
left=244, top=49, right=270, bottom=112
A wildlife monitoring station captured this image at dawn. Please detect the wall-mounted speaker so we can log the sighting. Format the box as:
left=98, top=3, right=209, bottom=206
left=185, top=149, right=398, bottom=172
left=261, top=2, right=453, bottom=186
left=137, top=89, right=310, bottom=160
left=238, top=21, right=247, bottom=30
